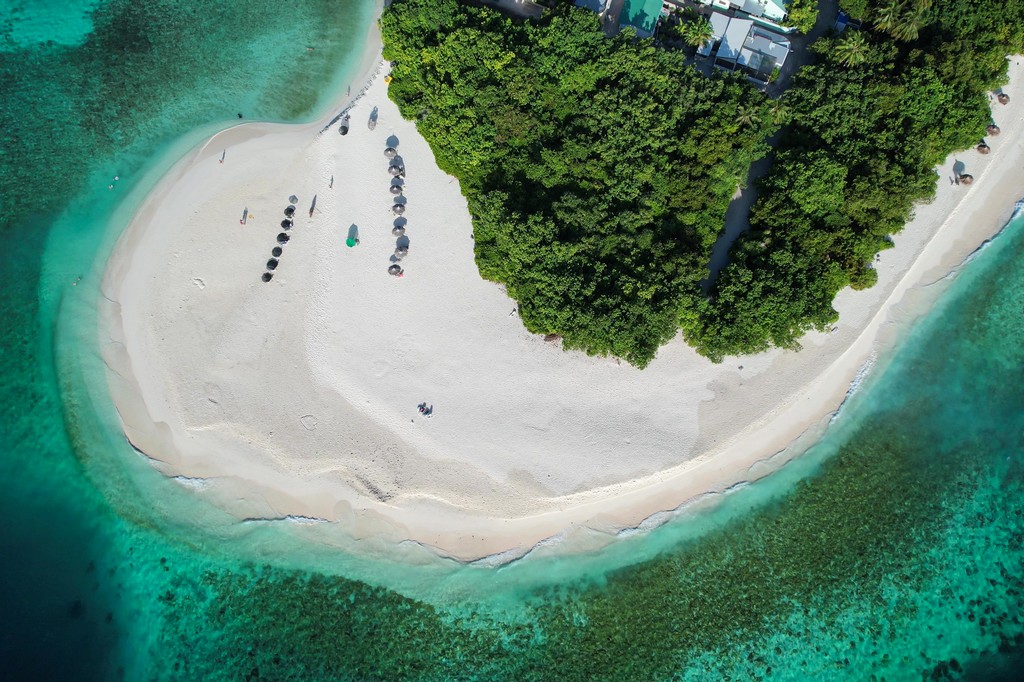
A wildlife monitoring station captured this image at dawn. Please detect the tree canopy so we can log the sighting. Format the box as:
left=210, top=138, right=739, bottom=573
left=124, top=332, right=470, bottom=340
left=684, top=0, right=1024, bottom=360
left=382, top=0, right=1024, bottom=366
left=785, top=0, right=819, bottom=34
left=381, top=0, right=772, bottom=366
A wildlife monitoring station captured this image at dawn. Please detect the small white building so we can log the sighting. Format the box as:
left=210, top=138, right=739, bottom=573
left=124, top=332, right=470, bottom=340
left=697, top=11, right=732, bottom=57
left=738, top=26, right=791, bottom=77
left=698, top=0, right=788, bottom=25
left=698, top=9, right=791, bottom=83
left=719, top=16, right=754, bottom=61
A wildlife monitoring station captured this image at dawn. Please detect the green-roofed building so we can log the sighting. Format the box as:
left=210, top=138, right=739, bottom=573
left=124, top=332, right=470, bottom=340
left=618, top=0, right=663, bottom=36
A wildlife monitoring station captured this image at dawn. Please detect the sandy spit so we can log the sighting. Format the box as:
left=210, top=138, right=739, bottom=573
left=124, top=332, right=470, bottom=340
left=100, top=42, right=1024, bottom=561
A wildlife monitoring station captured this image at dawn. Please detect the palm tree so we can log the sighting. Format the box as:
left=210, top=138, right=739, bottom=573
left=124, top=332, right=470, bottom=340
left=682, top=17, right=713, bottom=48
left=736, top=105, right=761, bottom=128
left=873, top=1, right=904, bottom=33
left=768, top=100, right=790, bottom=124
left=890, top=10, right=924, bottom=41
left=833, top=31, right=870, bottom=66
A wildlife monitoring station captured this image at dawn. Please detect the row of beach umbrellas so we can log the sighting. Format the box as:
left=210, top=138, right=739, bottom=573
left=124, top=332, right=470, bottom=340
left=385, top=145, right=407, bottom=277
left=956, top=93, right=1010, bottom=187
left=261, top=196, right=298, bottom=282
left=959, top=120, right=1005, bottom=187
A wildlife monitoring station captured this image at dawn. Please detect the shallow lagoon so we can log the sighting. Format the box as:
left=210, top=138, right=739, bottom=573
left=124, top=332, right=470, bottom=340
left=1, top=1, right=1022, bottom=679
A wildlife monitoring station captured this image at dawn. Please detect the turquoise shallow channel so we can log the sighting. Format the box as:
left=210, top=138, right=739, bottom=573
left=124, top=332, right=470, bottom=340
left=1, top=1, right=1023, bottom=680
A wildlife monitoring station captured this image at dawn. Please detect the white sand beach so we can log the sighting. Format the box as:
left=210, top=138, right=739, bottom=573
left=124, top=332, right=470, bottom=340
left=100, top=43, right=1024, bottom=561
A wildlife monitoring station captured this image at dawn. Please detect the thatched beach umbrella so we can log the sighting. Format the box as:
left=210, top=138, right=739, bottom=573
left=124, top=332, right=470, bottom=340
left=987, top=124, right=1001, bottom=136
left=288, top=195, right=298, bottom=204
left=284, top=205, right=296, bottom=217
left=390, top=185, right=402, bottom=195
left=959, top=174, right=974, bottom=185
left=388, top=165, right=403, bottom=177
left=998, top=93, right=1010, bottom=105
left=277, top=232, right=290, bottom=244
left=272, top=247, right=283, bottom=257
left=281, top=218, right=293, bottom=229
left=384, top=147, right=397, bottom=158
left=262, top=272, right=274, bottom=282
left=267, top=258, right=279, bottom=270
left=388, top=264, right=403, bottom=276
left=394, top=246, right=409, bottom=259
left=392, top=226, right=405, bottom=237
left=392, top=203, right=405, bottom=215
left=977, top=143, right=991, bottom=154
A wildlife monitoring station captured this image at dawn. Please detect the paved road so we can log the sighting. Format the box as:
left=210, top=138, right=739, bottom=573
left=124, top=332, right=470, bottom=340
left=769, top=0, right=840, bottom=95
left=603, top=0, right=625, bottom=36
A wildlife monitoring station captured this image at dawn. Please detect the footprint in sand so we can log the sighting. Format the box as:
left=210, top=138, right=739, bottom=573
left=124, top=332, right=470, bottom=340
left=299, top=415, right=318, bottom=431
left=192, top=277, right=206, bottom=289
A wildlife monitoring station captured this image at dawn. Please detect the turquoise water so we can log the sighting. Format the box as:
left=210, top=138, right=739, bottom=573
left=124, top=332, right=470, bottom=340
left=2, top=0, right=1024, bottom=679
left=0, top=0, right=378, bottom=678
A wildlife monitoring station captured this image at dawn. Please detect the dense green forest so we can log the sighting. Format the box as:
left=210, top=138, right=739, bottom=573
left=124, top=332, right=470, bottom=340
left=785, top=0, right=819, bottom=33
left=381, top=0, right=772, bottom=366
left=382, top=0, right=1024, bottom=365
left=685, top=0, right=1024, bottom=360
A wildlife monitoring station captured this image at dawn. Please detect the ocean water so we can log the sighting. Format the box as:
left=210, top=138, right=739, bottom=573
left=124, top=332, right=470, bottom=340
left=2, top=1, right=1024, bottom=680
left=0, top=0, right=378, bottom=679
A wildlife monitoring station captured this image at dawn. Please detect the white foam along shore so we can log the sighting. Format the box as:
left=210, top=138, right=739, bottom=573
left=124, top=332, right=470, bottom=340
left=99, top=36, right=1024, bottom=562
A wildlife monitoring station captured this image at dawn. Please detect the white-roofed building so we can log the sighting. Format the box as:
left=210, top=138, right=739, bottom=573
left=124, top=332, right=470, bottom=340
left=697, top=10, right=732, bottom=57
left=695, top=0, right=788, bottom=26
left=719, top=17, right=753, bottom=61
left=737, top=26, right=791, bottom=80
left=695, top=8, right=791, bottom=85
